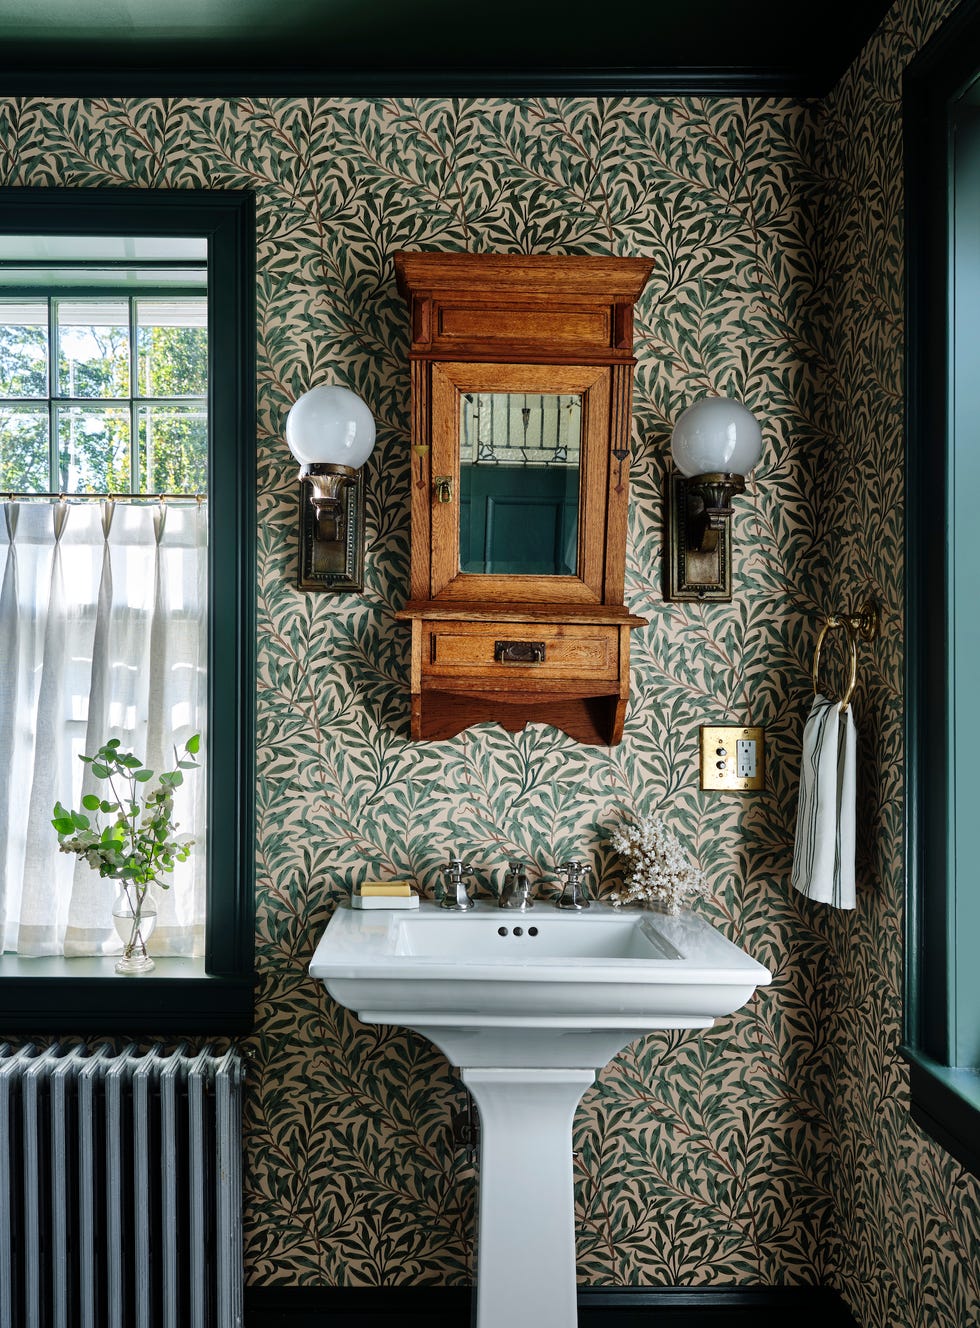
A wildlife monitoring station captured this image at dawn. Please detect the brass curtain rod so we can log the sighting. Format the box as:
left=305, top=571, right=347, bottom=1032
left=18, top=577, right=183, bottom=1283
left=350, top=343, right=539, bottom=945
left=0, top=491, right=206, bottom=503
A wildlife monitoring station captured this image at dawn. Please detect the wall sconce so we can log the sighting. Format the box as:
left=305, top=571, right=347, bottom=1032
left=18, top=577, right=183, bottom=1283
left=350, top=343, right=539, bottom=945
left=664, top=395, right=763, bottom=602
left=286, top=384, right=376, bottom=591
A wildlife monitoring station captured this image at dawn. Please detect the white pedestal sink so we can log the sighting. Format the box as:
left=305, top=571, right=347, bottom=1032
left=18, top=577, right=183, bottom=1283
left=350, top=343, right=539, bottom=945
left=310, top=902, right=771, bottom=1328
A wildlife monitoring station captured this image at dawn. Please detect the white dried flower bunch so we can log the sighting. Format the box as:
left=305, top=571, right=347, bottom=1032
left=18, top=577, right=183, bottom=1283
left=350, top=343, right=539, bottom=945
left=609, top=815, right=709, bottom=914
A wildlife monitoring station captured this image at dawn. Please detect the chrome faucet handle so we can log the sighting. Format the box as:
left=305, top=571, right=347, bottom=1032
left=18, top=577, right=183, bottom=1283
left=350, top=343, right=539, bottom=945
left=555, top=859, right=591, bottom=911
left=499, top=860, right=533, bottom=911
left=440, top=854, right=476, bottom=911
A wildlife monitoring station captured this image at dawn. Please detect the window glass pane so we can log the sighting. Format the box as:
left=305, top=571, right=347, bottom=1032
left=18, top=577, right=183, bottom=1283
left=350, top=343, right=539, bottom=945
left=56, top=300, right=129, bottom=399
left=0, top=404, right=49, bottom=490
left=138, top=404, right=207, bottom=494
left=0, top=301, right=48, bottom=398
left=56, top=406, right=131, bottom=491
left=136, top=299, right=207, bottom=397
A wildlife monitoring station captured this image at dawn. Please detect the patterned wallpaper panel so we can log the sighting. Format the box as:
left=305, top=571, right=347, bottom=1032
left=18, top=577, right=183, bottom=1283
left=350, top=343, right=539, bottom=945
left=238, top=94, right=833, bottom=1288
left=812, top=0, right=980, bottom=1325
left=0, top=72, right=972, bottom=1318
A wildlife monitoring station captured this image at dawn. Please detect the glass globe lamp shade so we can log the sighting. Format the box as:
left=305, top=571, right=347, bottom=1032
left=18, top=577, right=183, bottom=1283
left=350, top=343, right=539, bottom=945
left=286, top=385, right=376, bottom=470
left=670, top=396, right=762, bottom=479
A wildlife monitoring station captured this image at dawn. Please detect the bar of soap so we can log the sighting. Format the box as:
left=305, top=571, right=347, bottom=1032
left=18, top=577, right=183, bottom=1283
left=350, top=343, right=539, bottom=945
left=358, top=881, right=412, bottom=897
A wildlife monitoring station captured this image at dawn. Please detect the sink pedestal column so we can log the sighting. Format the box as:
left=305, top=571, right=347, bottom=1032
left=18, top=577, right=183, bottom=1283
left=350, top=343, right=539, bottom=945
left=462, top=1067, right=597, bottom=1328
left=312, top=903, right=773, bottom=1328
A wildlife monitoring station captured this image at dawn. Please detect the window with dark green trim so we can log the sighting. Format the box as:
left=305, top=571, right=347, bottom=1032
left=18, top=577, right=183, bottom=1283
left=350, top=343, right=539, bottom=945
left=1, top=287, right=209, bottom=495
left=904, top=0, right=980, bottom=1181
left=0, top=189, right=255, bottom=1035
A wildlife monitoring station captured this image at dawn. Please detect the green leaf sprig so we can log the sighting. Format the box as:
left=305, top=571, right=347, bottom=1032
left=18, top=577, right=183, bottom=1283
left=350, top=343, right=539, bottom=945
left=51, top=734, right=200, bottom=888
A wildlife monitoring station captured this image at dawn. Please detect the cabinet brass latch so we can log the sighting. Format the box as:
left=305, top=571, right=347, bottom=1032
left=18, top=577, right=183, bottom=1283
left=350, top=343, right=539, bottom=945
left=433, top=475, right=454, bottom=503
left=494, top=640, right=546, bottom=664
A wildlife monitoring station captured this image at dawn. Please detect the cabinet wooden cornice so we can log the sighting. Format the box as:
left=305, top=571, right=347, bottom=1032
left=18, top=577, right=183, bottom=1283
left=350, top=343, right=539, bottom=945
left=394, top=251, right=652, bottom=746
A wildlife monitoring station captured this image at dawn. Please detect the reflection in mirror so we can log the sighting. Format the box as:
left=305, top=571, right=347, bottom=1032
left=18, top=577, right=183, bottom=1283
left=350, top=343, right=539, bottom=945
left=459, top=392, right=581, bottom=576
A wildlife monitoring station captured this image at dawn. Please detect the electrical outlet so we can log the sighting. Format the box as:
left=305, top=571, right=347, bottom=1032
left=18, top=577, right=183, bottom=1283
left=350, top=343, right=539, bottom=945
left=736, top=738, right=757, bottom=778
left=700, top=726, right=765, bottom=791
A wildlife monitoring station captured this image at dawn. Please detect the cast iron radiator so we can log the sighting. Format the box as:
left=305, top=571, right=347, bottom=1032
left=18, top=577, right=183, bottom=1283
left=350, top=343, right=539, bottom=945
left=0, top=1043, right=243, bottom=1328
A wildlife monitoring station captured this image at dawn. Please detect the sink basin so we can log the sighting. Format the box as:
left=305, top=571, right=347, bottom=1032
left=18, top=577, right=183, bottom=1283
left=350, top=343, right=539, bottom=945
left=309, top=900, right=771, bottom=1328
left=310, top=901, right=771, bottom=1060
left=391, top=909, right=676, bottom=957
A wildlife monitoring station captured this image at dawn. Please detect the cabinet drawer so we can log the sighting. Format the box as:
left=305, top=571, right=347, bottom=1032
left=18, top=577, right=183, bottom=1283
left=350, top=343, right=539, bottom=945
left=435, top=302, right=611, bottom=351
left=423, top=623, right=620, bottom=682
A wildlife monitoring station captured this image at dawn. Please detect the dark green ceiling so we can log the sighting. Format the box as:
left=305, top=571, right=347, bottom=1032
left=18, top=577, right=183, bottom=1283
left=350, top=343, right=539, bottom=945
left=0, top=0, right=896, bottom=96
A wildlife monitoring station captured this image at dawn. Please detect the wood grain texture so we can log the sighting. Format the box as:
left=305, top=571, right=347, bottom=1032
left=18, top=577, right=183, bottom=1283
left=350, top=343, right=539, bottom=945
left=428, top=360, right=607, bottom=604
left=409, top=360, right=432, bottom=601
left=396, top=250, right=650, bottom=744
left=411, top=690, right=624, bottom=745
left=423, top=621, right=621, bottom=681
left=395, top=251, right=653, bottom=302
left=603, top=363, right=634, bottom=604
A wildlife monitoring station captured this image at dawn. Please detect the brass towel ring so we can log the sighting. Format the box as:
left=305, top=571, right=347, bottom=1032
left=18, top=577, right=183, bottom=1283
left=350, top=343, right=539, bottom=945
left=811, top=599, right=880, bottom=712
left=812, top=616, right=858, bottom=711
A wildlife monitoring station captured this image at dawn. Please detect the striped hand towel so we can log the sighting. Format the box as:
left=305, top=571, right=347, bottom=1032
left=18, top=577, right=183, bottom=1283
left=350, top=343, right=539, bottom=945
left=791, top=693, right=857, bottom=909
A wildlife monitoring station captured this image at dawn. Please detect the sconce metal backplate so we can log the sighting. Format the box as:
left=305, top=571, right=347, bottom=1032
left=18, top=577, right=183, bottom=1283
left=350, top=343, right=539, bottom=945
left=296, top=469, right=365, bottom=592
left=665, top=472, right=733, bottom=602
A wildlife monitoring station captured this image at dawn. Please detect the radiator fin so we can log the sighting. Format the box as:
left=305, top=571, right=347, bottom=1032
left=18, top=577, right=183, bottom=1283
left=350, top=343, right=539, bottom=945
left=0, top=1043, right=243, bottom=1328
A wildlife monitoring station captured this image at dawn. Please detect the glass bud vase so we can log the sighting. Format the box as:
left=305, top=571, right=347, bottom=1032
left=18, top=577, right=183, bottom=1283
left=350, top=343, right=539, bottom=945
left=111, top=884, right=158, bottom=975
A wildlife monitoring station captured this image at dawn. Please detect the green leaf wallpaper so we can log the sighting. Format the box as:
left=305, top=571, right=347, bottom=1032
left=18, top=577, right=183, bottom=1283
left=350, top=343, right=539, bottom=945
left=809, top=0, right=980, bottom=1325
left=0, top=0, right=978, bottom=1314
left=239, top=92, right=834, bottom=1288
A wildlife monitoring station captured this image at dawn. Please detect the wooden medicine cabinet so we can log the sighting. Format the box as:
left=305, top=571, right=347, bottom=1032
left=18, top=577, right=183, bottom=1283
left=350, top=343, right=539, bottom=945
left=394, top=251, right=652, bottom=746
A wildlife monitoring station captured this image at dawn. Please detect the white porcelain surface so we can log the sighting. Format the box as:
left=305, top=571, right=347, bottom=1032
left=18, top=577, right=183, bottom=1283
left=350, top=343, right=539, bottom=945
left=309, top=900, right=771, bottom=1060
left=309, top=901, right=771, bottom=1328
left=463, top=1066, right=591, bottom=1328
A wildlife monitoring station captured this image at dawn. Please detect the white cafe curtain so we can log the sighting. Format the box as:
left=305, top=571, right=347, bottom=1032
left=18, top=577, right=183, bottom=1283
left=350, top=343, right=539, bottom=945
left=0, top=498, right=207, bottom=958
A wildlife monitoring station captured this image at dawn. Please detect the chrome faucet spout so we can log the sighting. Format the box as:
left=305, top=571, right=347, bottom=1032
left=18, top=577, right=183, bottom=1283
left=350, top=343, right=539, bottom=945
left=440, top=854, right=476, bottom=910
left=499, top=860, right=533, bottom=910
left=555, top=859, right=592, bottom=910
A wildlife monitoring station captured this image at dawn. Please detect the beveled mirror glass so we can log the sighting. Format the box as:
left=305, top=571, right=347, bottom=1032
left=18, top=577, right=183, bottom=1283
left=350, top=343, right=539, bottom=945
left=458, top=391, right=581, bottom=576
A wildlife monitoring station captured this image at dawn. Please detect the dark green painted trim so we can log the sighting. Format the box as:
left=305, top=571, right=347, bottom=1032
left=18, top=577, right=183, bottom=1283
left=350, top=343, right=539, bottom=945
left=0, top=187, right=256, bottom=1035
left=202, top=189, right=256, bottom=983
left=0, top=63, right=820, bottom=99
left=0, top=969, right=256, bottom=1035
left=903, top=33, right=952, bottom=1067
left=902, top=0, right=980, bottom=1181
left=906, top=1048, right=980, bottom=1178
left=0, top=0, right=897, bottom=100
left=243, top=1285, right=858, bottom=1327
left=0, top=188, right=253, bottom=238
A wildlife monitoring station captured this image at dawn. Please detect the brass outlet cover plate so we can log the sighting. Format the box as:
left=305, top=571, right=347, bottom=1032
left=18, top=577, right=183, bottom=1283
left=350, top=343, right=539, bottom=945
left=700, top=725, right=765, bottom=791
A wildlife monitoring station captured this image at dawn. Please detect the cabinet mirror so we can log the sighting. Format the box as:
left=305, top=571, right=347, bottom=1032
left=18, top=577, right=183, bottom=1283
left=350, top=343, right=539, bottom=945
left=459, top=389, right=581, bottom=578
left=430, top=360, right=610, bottom=604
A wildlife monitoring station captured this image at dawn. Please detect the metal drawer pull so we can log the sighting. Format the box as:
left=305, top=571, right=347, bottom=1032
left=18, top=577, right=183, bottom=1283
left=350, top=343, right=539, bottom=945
left=494, top=639, right=546, bottom=664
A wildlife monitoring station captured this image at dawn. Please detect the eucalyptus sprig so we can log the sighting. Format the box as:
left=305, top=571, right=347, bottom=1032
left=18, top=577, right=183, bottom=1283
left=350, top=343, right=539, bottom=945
left=51, top=734, right=200, bottom=888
